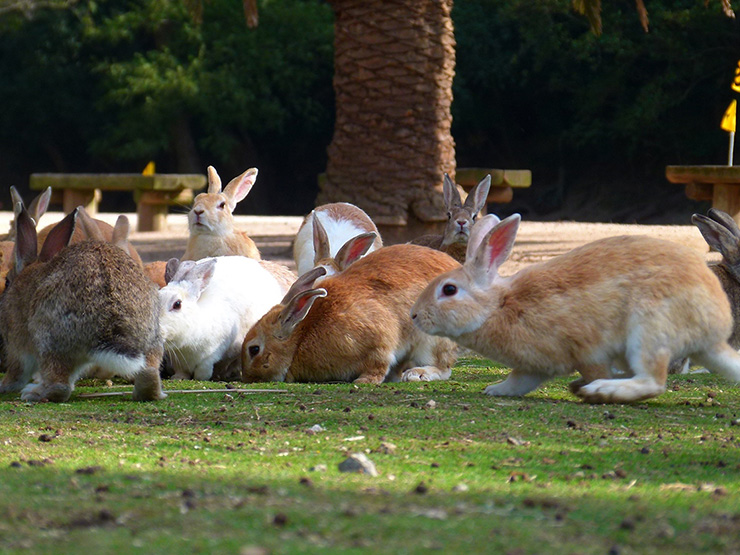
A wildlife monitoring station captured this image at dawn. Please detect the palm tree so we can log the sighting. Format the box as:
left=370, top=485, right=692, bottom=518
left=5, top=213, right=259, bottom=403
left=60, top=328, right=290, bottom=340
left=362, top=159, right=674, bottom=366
left=316, top=0, right=456, bottom=230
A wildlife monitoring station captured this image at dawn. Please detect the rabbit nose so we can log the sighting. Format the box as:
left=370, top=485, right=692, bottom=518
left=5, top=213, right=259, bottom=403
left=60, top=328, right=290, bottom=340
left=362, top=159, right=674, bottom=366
left=456, top=220, right=467, bottom=231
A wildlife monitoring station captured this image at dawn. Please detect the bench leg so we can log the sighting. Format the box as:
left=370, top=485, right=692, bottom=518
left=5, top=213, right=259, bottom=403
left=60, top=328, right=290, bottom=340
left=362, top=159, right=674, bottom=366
left=63, top=189, right=100, bottom=215
left=713, top=184, right=740, bottom=224
left=136, top=191, right=175, bottom=232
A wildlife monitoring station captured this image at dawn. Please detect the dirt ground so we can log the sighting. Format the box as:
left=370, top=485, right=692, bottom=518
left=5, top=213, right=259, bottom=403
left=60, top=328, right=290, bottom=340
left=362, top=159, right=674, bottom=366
left=0, top=211, right=716, bottom=273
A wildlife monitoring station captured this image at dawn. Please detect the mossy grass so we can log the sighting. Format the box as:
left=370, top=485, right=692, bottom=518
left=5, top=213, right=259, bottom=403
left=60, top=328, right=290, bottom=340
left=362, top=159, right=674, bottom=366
left=1, top=357, right=739, bottom=554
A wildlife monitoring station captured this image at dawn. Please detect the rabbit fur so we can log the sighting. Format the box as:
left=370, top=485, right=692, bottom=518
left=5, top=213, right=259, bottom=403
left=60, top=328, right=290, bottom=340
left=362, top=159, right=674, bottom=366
left=410, top=174, right=491, bottom=263
left=0, top=206, right=165, bottom=403
left=183, top=165, right=261, bottom=261
left=293, top=202, right=382, bottom=276
left=241, top=244, right=460, bottom=384
left=411, top=214, right=740, bottom=403
left=159, top=255, right=285, bottom=381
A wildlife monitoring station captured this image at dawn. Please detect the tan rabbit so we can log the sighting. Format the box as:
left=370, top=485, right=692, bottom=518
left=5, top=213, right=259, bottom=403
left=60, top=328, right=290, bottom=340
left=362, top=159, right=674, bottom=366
left=411, top=214, right=740, bottom=403
left=410, top=173, right=491, bottom=263
left=76, top=207, right=144, bottom=267
left=0, top=206, right=165, bottom=402
left=241, top=244, right=460, bottom=384
left=293, top=202, right=383, bottom=276
left=307, top=215, right=378, bottom=282
left=182, top=165, right=261, bottom=261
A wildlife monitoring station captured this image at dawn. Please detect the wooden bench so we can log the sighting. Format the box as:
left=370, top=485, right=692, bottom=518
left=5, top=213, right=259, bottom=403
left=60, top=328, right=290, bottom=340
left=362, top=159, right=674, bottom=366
left=455, top=167, right=532, bottom=204
left=666, top=165, right=740, bottom=222
left=30, top=173, right=206, bottom=232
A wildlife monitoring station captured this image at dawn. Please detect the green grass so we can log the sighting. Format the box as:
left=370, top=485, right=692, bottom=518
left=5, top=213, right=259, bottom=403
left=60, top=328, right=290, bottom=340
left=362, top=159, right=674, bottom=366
left=1, top=357, right=739, bottom=554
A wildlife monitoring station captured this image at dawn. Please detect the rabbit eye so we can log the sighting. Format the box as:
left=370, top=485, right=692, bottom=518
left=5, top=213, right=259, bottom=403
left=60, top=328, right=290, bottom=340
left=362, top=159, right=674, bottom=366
left=472, top=214, right=477, bottom=222
left=442, top=283, right=457, bottom=297
left=446, top=212, right=452, bottom=220
left=218, top=201, right=226, bottom=210
left=172, top=300, right=182, bottom=311
left=248, top=345, right=260, bottom=358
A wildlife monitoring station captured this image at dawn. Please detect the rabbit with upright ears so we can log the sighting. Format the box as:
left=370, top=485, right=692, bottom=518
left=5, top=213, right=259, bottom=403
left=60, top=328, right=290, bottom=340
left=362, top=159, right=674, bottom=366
left=183, top=165, right=261, bottom=261
left=410, top=173, right=491, bottom=263
left=241, top=244, right=460, bottom=384
left=306, top=215, right=378, bottom=283
left=0, top=205, right=165, bottom=402
left=411, top=214, right=740, bottom=403
left=293, top=202, right=382, bottom=276
left=159, top=255, right=286, bottom=381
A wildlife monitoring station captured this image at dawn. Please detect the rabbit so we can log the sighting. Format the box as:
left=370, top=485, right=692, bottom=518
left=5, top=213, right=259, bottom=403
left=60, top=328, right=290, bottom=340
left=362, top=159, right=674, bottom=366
left=293, top=202, right=382, bottom=276
left=182, top=165, right=261, bottom=262
left=410, top=213, right=740, bottom=404
left=75, top=207, right=144, bottom=267
left=0, top=205, right=165, bottom=403
left=241, top=244, right=460, bottom=384
left=409, top=173, right=491, bottom=263
left=159, top=255, right=286, bottom=382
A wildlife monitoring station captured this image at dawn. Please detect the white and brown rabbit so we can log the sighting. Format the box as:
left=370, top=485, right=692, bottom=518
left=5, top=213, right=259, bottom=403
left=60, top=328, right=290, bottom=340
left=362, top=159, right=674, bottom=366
left=182, top=165, right=261, bottom=261
left=304, top=215, right=378, bottom=283
left=0, top=206, right=166, bottom=403
left=241, top=244, right=460, bottom=384
left=410, top=173, right=491, bottom=263
left=411, top=214, right=740, bottom=403
left=293, top=202, right=382, bottom=277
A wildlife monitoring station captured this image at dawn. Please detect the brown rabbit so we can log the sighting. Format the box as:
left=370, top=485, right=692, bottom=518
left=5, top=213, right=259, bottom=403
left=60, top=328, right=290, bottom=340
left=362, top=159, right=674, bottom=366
left=0, top=206, right=165, bottom=403
left=411, top=214, right=740, bottom=403
left=241, top=244, right=460, bottom=384
left=410, top=173, right=491, bottom=263
left=182, top=165, right=261, bottom=261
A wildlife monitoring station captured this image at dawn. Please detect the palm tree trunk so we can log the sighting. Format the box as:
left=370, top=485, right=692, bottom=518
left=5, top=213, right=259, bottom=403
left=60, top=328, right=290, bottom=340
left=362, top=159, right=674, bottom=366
left=319, top=0, right=456, bottom=229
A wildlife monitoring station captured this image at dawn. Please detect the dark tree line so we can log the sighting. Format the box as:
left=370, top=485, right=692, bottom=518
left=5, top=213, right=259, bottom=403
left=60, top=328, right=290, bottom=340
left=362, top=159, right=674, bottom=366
left=0, top=0, right=738, bottom=223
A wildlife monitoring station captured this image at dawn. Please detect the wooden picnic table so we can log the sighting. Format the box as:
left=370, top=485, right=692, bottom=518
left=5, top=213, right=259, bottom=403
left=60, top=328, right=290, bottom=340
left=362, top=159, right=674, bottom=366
left=30, top=173, right=206, bottom=232
left=666, top=165, right=740, bottom=222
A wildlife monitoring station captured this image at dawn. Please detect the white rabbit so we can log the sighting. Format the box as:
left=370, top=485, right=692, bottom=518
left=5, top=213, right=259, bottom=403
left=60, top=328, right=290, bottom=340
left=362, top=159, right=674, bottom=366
left=293, top=202, right=382, bottom=276
left=411, top=214, right=740, bottom=403
left=159, top=255, right=284, bottom=381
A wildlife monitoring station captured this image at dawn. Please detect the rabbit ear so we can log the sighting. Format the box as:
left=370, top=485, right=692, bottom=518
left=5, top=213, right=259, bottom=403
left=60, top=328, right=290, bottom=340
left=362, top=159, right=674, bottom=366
left=206, top=166, right=222, bottom=194
left=333, top=232, right=377, bottom=272
left=112, top=215, right=132, bottom=253
left=442, top=174, right=462, bottom=209
left=223, top=167, right=258, bottom=210
left=10, top=186, right=24, bottom=211
left=465, top=213, right=501, bottom=262
left=77, top=206, right=105, bottom=241
left=281, top=266, right=327, bottom=304
left=14, top=204, right=39, bottom=273
left=692, top=213, right=740, bottom=264
left=38, top=207, right=78, bottom=263
left=312, top=212, right=331, bottom=264
left=28, top=187, right=51, bottom=225
left=164, top=258, right=180, bottom=284
left=183, top=259, right=216, bottom=295
left=463, top=175, right=491, bottom=215
left=466, top=213, right=520, bottom=285
left=276, top=288, right=327, bottom=340
left=708, top=208, right=740, bottom=239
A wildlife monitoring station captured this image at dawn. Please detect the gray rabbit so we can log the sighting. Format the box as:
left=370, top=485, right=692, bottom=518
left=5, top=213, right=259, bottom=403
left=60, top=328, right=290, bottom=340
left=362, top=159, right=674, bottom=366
left=0, top=206, right=165, bottom=402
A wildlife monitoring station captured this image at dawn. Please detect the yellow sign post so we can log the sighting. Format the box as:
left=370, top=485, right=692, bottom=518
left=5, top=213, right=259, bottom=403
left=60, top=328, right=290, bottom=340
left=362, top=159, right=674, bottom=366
left=722, top=99, right=737, bottom=166
left=732, top=60, right=740, bottom=94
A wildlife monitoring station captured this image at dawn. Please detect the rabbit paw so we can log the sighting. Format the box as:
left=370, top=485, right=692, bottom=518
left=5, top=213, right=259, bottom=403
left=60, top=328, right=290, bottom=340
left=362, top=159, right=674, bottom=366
left=575, top=378, right=665, bottom=404
left=483, top=372, right=545, bottom=396
left=401, top=366, right=451, bottom=382
left=20, top=382, right=72, bottom=403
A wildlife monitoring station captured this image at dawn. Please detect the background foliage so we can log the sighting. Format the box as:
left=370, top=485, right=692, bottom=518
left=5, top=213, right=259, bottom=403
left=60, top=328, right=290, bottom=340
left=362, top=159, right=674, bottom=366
left=0, top=0, right=738, bottom=221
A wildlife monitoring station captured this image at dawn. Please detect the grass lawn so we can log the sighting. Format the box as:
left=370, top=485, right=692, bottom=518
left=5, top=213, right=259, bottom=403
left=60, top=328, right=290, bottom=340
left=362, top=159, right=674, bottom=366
left=1, top=357, right=739, bottom=554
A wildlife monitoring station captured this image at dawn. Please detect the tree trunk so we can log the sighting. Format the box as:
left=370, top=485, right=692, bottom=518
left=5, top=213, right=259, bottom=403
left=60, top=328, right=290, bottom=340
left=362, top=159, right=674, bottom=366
left=319, top=0, right=456, bottom=230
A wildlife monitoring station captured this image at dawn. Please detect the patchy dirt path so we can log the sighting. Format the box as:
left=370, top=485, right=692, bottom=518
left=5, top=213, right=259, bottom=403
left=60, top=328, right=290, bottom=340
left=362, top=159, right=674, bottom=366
left=1, top=212, right=714, bottom=273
